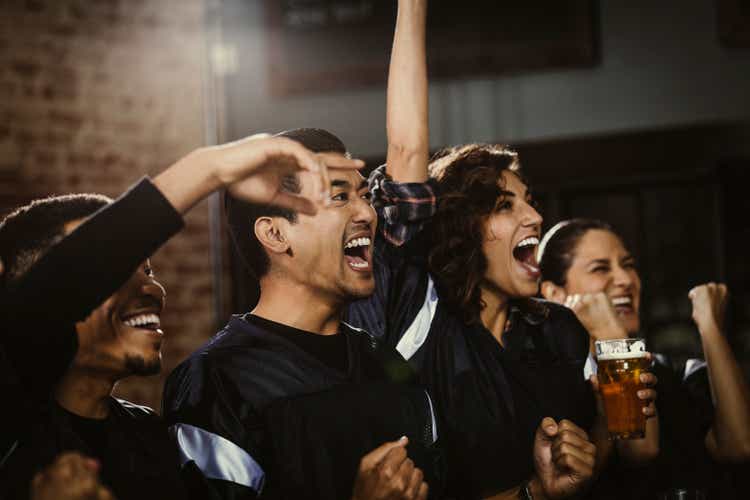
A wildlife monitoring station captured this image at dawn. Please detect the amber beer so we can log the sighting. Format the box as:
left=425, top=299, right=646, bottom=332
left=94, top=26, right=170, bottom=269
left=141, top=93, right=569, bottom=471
left=596, top=338, right=649, bottom=440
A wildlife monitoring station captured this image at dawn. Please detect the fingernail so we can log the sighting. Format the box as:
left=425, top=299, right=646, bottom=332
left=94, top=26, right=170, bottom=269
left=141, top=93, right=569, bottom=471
left=399, top=435, right=408, bottom=441
left=86, top=459, right=100, bottom=471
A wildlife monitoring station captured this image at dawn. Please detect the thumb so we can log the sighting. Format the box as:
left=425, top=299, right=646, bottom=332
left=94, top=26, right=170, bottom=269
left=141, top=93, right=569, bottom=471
left=360, top=436, right=408, bottom=469
left=537, top=417, right=558, bottom=441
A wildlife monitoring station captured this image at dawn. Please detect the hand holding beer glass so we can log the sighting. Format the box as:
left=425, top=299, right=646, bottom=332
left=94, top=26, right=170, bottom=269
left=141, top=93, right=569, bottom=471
left=596, top=338, right=653, bottom=439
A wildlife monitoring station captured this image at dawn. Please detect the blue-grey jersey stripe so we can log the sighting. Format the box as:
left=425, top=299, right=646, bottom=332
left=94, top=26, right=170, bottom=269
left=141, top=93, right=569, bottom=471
left=171, top=423, right=265, bottom=493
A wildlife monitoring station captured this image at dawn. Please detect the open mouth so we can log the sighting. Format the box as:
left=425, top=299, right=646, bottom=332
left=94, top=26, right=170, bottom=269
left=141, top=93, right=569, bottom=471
left=512, top=236, right=541, bottom=279
left=121, top=312, right=162, bottom=332
left=343, top=235, right=372, bottom=272
left=611, top=296, right=635, bottom=314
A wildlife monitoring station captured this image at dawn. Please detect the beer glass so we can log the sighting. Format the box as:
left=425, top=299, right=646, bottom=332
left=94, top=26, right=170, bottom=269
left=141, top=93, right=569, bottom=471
left=595, top=338, right=649, bottom=440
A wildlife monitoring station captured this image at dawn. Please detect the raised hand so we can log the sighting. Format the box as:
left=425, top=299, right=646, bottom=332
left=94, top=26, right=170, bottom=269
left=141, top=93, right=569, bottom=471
left=31, top=452, right=114, bottom=500
left=688, top=283, right=729, bottom=336
left=564, top=292, right=628, bottom=341
left=351, top=437, right=429, bottom=500
left=154, top=134, right=365, bottom=215
left=533, top=418, right=596, bottom=499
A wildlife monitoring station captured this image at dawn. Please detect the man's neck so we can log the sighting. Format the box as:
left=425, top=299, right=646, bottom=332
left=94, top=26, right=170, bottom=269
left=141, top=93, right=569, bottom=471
left=253, top=277, right=344, bottom=335
left=55, top=369, right=116, bottom=419
left=480, top=285, right=510, bottom=345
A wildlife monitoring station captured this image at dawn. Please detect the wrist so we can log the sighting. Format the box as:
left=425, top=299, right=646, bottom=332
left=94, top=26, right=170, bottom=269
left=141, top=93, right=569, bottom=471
left=189, top=147, right=225, bottom=191
left=153, top=148, right=220, bottom=214
left=526, top=476, right=547, bottom=500
left=697, top=322, right=722, bottom=339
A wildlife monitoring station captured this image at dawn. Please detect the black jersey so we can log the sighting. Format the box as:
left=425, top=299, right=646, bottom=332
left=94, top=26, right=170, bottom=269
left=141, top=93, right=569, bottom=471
left=162, top=314, right=443, bottom=499
left=0, top=178, right=193, bottom=500
left=347, top=170, right=595, bottom=498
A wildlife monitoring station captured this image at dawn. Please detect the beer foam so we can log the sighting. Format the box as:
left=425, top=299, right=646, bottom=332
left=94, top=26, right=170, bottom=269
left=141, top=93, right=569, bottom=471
left=595, top=339, right=647, bottom=361
left=597, top=351, right=648, bottom=361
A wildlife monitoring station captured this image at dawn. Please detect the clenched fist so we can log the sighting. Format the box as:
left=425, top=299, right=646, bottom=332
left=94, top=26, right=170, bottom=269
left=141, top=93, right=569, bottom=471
left=688, top=283, right=728, bottom=337
left=533, top=418, right=596, bottom=499
left=31, top=452, right=114, bottom=500
left=564, top=292, right=628, bottom=341
left=351, top=437, right=428, bottom=500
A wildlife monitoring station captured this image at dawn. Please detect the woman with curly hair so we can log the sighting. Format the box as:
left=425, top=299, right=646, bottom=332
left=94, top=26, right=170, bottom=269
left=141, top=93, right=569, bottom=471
left=347, top=1, right=639, bottom=498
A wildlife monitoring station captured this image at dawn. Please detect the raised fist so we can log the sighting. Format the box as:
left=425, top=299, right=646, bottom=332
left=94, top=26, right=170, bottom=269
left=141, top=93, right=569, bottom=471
left=688, top=283, right=729, bottom=336
left=564, top=292, right=628, bottom=341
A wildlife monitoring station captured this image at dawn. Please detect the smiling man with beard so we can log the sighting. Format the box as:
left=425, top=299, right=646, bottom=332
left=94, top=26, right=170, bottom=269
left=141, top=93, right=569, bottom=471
left=0, top=134, right=364, bottom=500
left=163, top=128, right=438, bottom=500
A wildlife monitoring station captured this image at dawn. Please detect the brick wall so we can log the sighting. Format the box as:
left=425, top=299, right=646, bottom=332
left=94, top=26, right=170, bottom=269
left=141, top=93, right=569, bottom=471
left=0, top=0, right=212, bottom=410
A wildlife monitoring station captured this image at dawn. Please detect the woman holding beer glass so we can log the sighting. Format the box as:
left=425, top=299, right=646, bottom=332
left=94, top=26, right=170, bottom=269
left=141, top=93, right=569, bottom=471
left=538, top=218, right=750, bottom=499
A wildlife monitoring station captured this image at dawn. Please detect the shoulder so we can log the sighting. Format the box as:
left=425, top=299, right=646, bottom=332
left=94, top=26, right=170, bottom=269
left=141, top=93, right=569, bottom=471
left=516, top=297, right=582, bottom=329
left=163, top=319, right=252, bottom=405
left=523, top=298, right=590, bottom=362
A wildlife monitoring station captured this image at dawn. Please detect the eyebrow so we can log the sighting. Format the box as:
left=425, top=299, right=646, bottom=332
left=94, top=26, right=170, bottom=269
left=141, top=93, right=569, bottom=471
left=587, top=259, right=610, bottom=266
left=331, top=179, right=368, bottom=191
left=331, top=179, right=351, bottom=189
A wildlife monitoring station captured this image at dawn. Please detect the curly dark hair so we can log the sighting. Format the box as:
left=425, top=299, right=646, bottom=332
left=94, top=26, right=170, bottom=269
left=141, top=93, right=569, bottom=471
left=426, top=143, right=523, bottom=323
left=0, top=193, right=111, bottom=285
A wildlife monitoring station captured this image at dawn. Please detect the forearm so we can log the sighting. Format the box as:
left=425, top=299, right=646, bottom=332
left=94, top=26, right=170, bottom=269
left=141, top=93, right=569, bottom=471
left=153, top=147, right=222, bottom=214
left=6, top=178, right=183, bottom=324
left=386, top=0, right=429, bottom=183
left=700, top=327, right=750, bottom=460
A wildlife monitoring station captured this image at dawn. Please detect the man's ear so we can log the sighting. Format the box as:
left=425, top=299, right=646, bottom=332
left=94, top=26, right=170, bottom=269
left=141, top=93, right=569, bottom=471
left=254, top=217, right=290, bottom=255
left=541, top=280, right=567, bottom=304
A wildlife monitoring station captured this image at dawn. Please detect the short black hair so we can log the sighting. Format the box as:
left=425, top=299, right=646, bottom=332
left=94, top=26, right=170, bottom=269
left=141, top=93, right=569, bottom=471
left=537, top=218, right=614, bottom=287
left=225, top=128, right=348, bottom=279
left=0, top=193, right=112, bottom=285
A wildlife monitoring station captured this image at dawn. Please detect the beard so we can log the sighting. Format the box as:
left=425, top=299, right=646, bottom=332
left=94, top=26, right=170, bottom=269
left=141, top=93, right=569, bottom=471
left=124, top=354, right=161, bottom=376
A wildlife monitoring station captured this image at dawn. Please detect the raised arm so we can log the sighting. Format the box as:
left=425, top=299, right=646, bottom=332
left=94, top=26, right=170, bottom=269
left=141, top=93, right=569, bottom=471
left=386, top=0, right=429, bottom=183
left=5, top=134, right=362, bottom=325
left=0, top=134, right=362, bottom=424
left=689, top=283, right=750, bottom=462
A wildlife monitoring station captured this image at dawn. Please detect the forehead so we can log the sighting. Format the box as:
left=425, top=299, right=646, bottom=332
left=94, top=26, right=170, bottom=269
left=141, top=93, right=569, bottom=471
left=299, top=162, right=365, bottom=193
left=500, top=171, right=527, bottom=194
left=574, top=229, right=629, bottom=260
left=330, top=167, right=366, bottom=186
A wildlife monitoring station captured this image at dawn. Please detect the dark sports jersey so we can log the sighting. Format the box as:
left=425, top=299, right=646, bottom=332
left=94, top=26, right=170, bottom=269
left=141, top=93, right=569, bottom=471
left=0, top=178, right=194, bottom=500
left=1, top=397, right=190, bottom=500
left=347, top=168, right=595, bottom=498
left=162, top=314, right=443, bottom=500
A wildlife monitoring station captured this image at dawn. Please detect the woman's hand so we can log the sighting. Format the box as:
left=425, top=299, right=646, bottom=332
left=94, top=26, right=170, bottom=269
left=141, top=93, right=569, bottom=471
left=689, top=283, right=728, bottom=337
left=564, top=292, right=628, bottom=341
